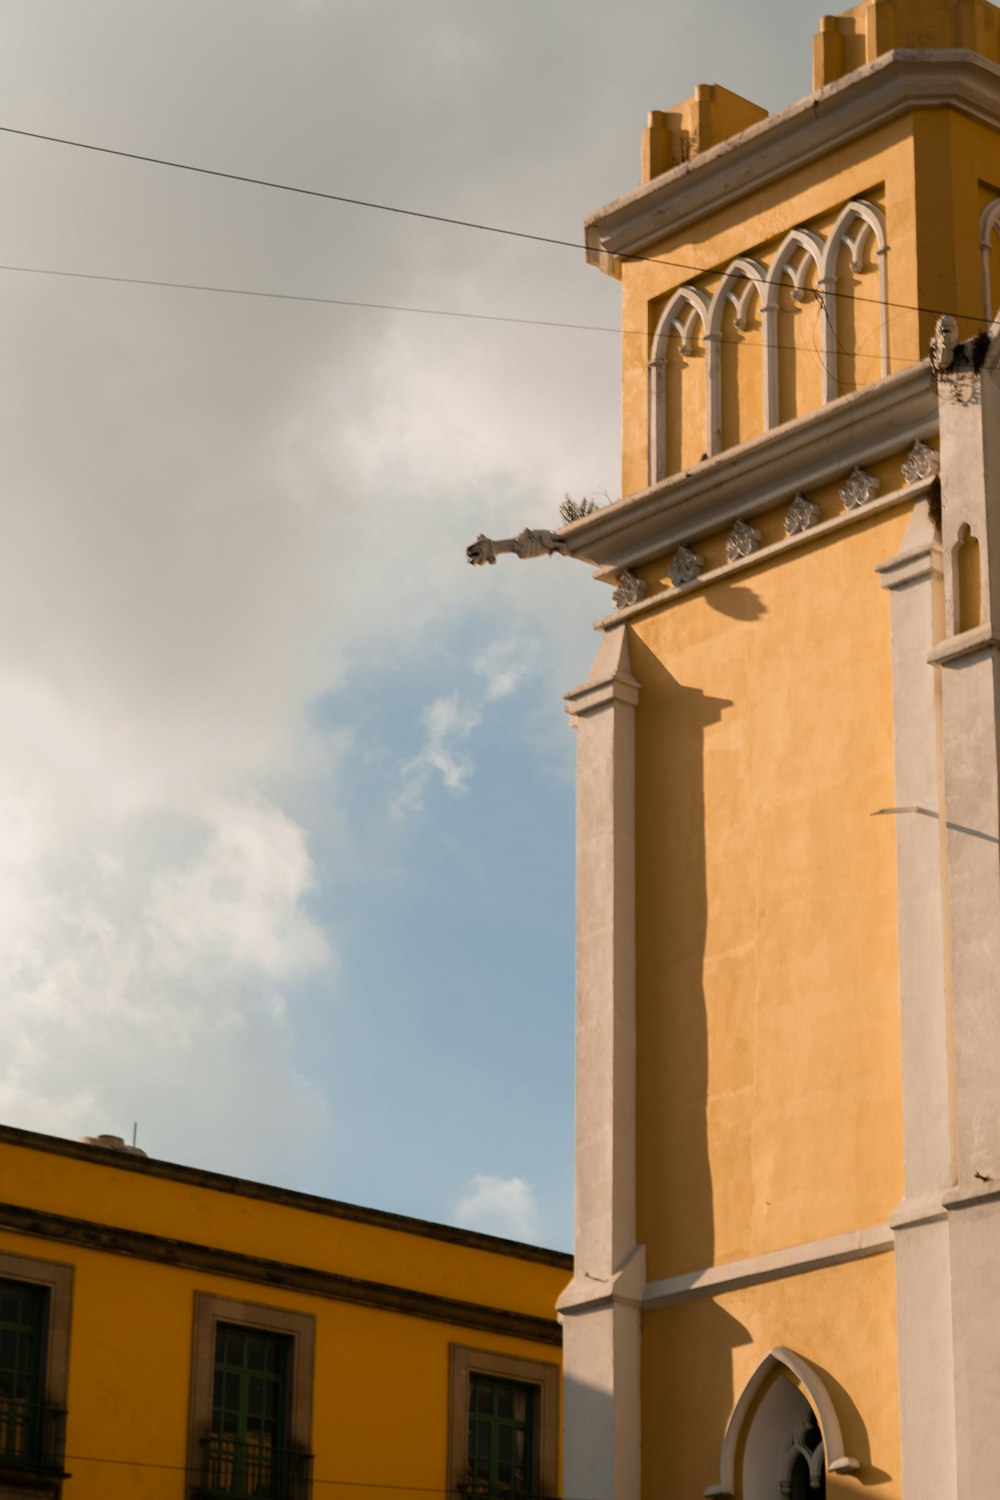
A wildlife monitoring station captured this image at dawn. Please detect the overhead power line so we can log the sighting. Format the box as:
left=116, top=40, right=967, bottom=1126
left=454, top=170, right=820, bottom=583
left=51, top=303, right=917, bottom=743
left=0, top=122, right=988, bottom=326
left=0, top=259, right=913, bottom=366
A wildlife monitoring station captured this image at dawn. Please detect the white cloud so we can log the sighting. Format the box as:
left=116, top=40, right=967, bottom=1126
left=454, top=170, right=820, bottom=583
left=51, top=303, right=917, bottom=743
left=392, top=637, right=543, bottom=815
left=454, top=1174, right=541, bottom=1242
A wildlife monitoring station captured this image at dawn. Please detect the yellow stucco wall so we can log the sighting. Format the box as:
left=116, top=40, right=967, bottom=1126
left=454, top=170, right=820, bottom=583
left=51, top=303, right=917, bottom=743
left=631, top=505, right=908, bottom=1282
left=628, top=503, right=909, bottom=1498
left=0, top=1136, right=566, bottom=1500
left=642, top=1255, right=900, bottom=1500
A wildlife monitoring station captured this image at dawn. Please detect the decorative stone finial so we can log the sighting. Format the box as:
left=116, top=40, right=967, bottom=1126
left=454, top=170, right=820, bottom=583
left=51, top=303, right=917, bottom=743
left=669, top=544, right=705, bottom=588
left=839, top=468, right=881, bottom=510
left=611, top=570, right=647, bottom=610
left=901, top=441, right=940, bottom=485
left=466, top=528, right=569, bottom=566
left=726, top=520, right=762, bottom=562
left=784, top=494, right=820, bottom=535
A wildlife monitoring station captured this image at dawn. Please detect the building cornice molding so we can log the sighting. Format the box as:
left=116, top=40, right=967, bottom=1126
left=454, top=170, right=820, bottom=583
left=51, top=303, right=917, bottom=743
left=594, top=480, right=929, bottom=629
left=558, top=365, right=935, bottom=585
left=556, top=1244, right=646, bottom=1317
left=585, top=50, right=1000, bottom=266
left=0, top=1199, right=563, bottom=1345
left=643, top=1223, right=894, bottom=1308
left=0, top=1123, right=570, bottom=1269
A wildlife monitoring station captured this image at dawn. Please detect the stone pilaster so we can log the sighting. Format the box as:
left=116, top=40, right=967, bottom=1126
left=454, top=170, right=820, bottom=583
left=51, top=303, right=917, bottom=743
left=931, top=336, right=1000, bottom=1496
left=559, top=626, right=642, bottom=1500
left=877, top=499, right=957, bottom=1500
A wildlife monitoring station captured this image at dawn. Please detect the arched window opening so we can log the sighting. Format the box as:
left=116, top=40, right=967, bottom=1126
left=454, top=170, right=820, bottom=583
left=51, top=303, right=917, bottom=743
left=830, top=222, right=881, bottom=397
left=979, top=197, right=1000, bottom=322
left=704, top=1346, right=859, bottom=1500
left=742, top=1375, right=824, bottom=1500
left=821, top=200, right=888, bottom=399
left=709, top=259, right=767, bottom=453
left=775, top=255, right=822, bottom=426
left=649, top=287, right=710, bottom=483
left=954, top=523, right=982, bottom=633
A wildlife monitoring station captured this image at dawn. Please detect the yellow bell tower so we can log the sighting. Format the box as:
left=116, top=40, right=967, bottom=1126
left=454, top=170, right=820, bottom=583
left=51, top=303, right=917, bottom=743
left=471, top=3, right=1000, bottom=1497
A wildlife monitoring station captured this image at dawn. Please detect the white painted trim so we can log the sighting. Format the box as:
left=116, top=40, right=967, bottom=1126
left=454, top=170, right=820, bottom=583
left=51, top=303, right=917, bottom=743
left=643, top=1224, right=893, bottom=1308
left=593, top=478, right=929, bottom=630
left=585, top=51, right=1000, bottom=266
left=705, top=1348, right=861, bottom=1498
left=560, top=362, right=936, bottom=575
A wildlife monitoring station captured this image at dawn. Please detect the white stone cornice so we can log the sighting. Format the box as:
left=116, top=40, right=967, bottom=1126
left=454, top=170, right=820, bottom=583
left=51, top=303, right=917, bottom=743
left=943, top=1179, right=1000, bottom=1211
left=557, top=1244, right=646, bottom=1317
left=564, top=672, right=640, bottom=719
left=560, top=364, right=936, bottom=576
left=591, top=477, right=932, bottom=630
left=876, top=537, right=941, bottom=589
left=890, top=1193, right=949, bottom=1232
left=585, top=50, right=1000, bottom=267
left=642, top=1224, right=893, bottom=1308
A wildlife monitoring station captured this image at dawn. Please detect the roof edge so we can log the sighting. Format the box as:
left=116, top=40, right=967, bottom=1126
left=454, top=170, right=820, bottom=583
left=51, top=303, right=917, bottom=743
left=0, top=1122, right=571, bottom=1268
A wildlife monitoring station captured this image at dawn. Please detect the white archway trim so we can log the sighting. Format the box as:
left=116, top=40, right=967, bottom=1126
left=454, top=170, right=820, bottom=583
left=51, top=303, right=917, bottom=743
left=822, top=199, right=889, bottom=395
left=979, top=196, right=1000, bottom=322
left=703, top=1346, right=861, bottom=1497
left=708, top=258, right=769, bottom=447
left=770, top=228, right=826, bottom=301
left=648, top=285, right=711, bottom=482
left=764, top=230, right=825, bottom=428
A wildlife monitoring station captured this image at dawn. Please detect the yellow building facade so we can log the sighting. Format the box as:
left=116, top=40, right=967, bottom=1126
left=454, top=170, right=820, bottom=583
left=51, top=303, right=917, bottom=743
left=468, top=2, right=1000, bottom=1497
left=0, top=1125, right=568, bottom=1500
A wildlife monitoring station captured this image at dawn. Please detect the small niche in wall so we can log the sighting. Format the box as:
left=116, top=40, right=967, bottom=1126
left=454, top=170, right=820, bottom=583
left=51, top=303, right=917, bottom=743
left=954, top=523, right=982, bottom=633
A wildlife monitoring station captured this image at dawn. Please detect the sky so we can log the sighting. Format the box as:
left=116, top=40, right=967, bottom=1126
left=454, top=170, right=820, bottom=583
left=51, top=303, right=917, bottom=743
left=0, top=0, right=819, bottom=1251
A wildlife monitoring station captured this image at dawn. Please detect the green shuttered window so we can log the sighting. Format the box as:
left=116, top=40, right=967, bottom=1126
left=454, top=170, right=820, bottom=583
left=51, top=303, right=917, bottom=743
left=466, top=1375, right=535, bottom=1500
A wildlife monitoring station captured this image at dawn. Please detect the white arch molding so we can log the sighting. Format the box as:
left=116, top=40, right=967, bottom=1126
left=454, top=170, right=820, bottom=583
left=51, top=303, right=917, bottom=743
left=765, top=228, right=825, bottom=427
left=707, top=258, right=768, bottom=453
left=648, top=285, right=711, bottom=483
left=645, top=202, right=889, bottom=481
left=822, top=199, right=889, bottom=398
left=703, top=1346, right=861, bottom=1498
left=980, top=196, right=1000, bottom=322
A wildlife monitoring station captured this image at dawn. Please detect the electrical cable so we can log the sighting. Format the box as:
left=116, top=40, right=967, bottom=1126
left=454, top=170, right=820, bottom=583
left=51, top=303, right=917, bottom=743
left=0, top=260, right=921, bottom=366
left=61, top=1450, right=604, bottom=1499
left=0, top=122, right=989, bottom=326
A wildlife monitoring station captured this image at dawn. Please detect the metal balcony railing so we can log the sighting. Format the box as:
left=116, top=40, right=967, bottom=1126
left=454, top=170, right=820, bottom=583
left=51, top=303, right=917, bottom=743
left=199, top=1435, right=312, bottom=1500
left=0, top=1397, right=67, bottom=1473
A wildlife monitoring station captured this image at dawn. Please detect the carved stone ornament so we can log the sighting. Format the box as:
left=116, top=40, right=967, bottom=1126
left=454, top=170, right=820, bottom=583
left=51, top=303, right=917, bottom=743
left=726, top=519, right=762, bottom=562
left=466, top=528, right=569, bottom=566
left=901, top=441, right=940, bottom=485
left=784, top=494, right=820, bottom=536
left=611, top=570, right=647, bottom=610
left=669, top=544, right=705, bottom=588
left=929, top=314, right=959, bottom=373
left=839, top=467, right=881, bottom=510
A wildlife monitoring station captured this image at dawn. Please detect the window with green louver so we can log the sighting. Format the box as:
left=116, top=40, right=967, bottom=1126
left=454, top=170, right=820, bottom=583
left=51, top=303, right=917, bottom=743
left=0, top=1280, right=47, bottom=1467
left=466, top=1375, right=535, bottom=1500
